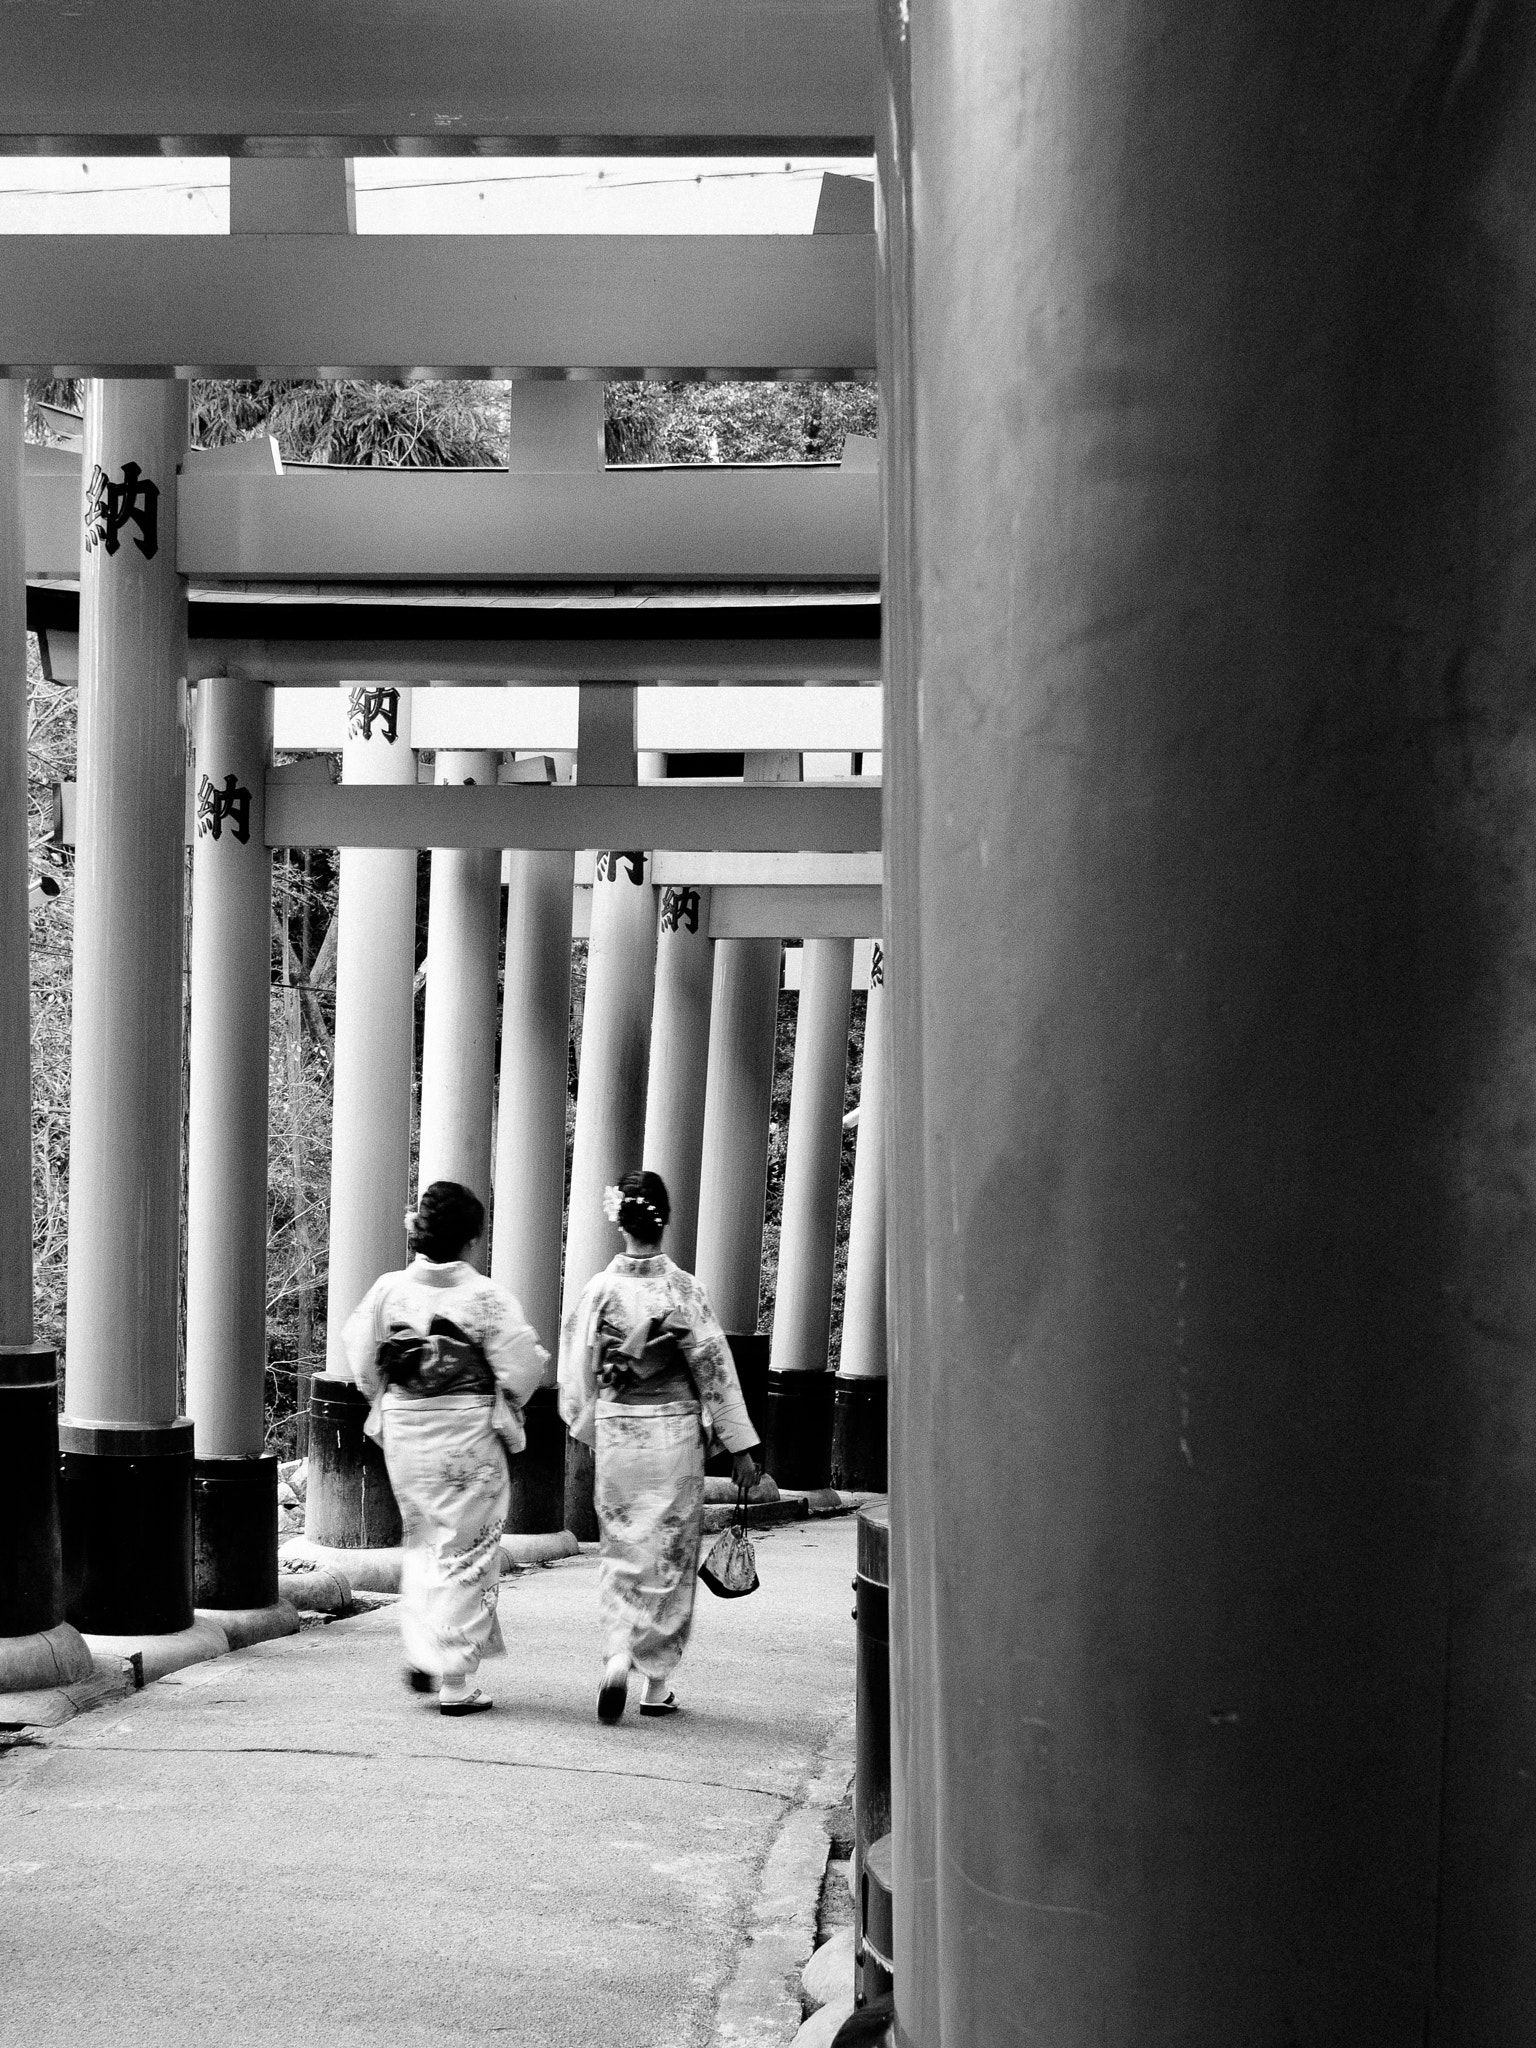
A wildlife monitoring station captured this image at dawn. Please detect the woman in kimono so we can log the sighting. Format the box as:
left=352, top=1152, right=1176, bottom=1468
left=343, top=1180, right=549, bottom=1716
left=559, top=1169, right=761, bottom=1724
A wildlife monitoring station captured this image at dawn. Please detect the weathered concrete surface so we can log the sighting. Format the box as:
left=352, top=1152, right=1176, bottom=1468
left=0, top=1517, right=856, bottom=2048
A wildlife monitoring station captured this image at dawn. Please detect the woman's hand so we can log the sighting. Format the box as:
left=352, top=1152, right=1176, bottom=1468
left=731, top=1449, right=761, bottom=1494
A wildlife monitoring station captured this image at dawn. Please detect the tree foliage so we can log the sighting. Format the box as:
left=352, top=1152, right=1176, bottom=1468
left=605, top=380, right=876, bottom=465
left=191, top=379, right=510, bottom=468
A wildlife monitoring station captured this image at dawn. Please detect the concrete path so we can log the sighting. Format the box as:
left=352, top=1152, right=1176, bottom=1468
left=0, top=1518, right=857, bottom=2048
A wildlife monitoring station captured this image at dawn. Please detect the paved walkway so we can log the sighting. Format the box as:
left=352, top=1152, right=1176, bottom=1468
left=0, top=1518, right=857, bottom=2048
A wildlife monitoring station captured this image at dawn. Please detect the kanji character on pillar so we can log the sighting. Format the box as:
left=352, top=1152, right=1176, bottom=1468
left=83, top=461, right=159, bottom=559
left=660, top=886, right=701, bottom=934
left=195, top=772, right=253, bottom=845
left=347, top=687, right=400, bottom=744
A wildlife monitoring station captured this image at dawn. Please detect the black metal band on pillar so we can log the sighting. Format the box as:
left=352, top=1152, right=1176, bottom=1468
left=193, top=1456, right=280, bottom=1609
left=305, top=1377, right=402, bottom=1550
left=58, top=1420, right=195, bottom=1635
left=0, top=1347, right=65, bottom=1638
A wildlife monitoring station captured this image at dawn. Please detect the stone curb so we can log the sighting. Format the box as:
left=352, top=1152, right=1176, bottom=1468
left=278, top=1564, right=355, bottom=1614
left=195, top=1600, right=301, bottom=1650
left=0, top=1659, right=136, bottom=1730
left=82, top=1618, right=231, bottom=1685
left=0, top=1621, right=93, bottom=1693
left=280, top=1528, right=580, bottom=1594
left=700, top=1490, right=881, bottom=1536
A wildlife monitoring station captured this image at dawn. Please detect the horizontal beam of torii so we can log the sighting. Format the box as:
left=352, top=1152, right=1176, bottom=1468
left=0, top=234, right=874, bottom=377
left=0, top=0, right=876, bottom=154
left=261, top=779, right=880, bottom=851
left=24, top=445, right=881, bottom=582
left=262, top=685, right=883, bottom=755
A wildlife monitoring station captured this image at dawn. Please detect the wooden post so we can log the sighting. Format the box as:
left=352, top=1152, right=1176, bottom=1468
left=417, top=747, right=502, bottom=1239
left=642, top=881, right=715, bottom=1271
left=694, top=749, right=796, bottom=1337
left=880, top=2, right=1536, bottom=2035
left=693, top=939, right=780, bottom=1333
left=185, top=676, right=278, bottom=1609
left=561, top=847, right=656, bottom=1535
left=832, top=941, right=887, bottom=1489
left=764, top=936, right=852, bottom=1487
left=309, top=683, right=414, bottom=1548
left=0, top=379, right=29, bottom=1346
left=492, top=840, right=572, bottom=1533
left=60, top=379, right=194, bottom=1635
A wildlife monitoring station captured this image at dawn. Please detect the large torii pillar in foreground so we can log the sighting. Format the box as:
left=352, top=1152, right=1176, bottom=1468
left=883, top=3, right=1536, bottom=2039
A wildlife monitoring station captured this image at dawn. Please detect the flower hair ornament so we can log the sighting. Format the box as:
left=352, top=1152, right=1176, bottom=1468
left=404, top=1208, right=419, bottom=1237
left=602, top=1186, right=624, bottom=1224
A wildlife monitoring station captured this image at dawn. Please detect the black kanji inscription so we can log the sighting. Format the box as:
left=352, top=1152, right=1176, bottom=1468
left=659, top=886, right=701, bottom=935
left=870, top=941, right=884, bottom=988
left=596, top=850, right=646, bottom=885
left=84, top=461, right=159, bottom=559
left=195, top=772, right=253, bottom=845
left=347, top=687, right=400, bottom=744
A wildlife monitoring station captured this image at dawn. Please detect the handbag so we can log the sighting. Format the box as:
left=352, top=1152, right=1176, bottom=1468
left=699, top=1486, right=760, bottom=1599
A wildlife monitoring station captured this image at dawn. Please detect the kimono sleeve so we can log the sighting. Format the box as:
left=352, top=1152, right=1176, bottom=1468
left=557, top=1279, right=603, bottom=1449
left=676, top=1274, right=760, bottom=1454
left=341, top=1275, right=390, bottom=1401
left=479, top=1285, right=550, bottom=1409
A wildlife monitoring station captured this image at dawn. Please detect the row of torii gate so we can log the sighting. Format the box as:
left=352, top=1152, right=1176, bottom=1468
left=4, top=371, right=891, bottom=1629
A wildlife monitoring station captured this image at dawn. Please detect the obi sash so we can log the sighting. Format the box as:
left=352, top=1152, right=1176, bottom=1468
left=376, top=1315, right=496, bottom=1400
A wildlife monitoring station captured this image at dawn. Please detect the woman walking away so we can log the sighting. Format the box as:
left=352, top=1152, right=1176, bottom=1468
left=344, top=1181, right=549, bottom=1716
left=560, top=1169, right=761, bottom=1724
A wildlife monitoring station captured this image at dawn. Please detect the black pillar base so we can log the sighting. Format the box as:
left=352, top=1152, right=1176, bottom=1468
left=509, top=1385, right=568, bottom=1534
left=305, top=1376, right=402, bottom=1548
left=854, top=1500, right=892, bottom=1871
left=0, top=1346, right=64, bottom=1637
left=857, top=1833, right=895, bottom=2007
left=831, top=1373, right=889, bottom=1492
left=762, top=1367, right=835, bottom=1491
left=59, top=1418, right=194, bottom=1635
left=705, top=1333, right=771, bottom=1477
left=194, top=1454, right=279, bottom=1608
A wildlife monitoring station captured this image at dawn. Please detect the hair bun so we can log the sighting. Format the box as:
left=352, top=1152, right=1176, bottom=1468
left=410, top=1181, right=485, bottom=1262
left=613, top=1168, right=671, bottom=1240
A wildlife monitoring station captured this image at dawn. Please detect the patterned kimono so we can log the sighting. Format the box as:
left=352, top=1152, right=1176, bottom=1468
left=558, top=1253, right=759, bottom=1681
left=344, top=1258, right=549, bottom=1681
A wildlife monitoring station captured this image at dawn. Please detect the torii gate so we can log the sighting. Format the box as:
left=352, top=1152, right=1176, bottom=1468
left=5, top=3, right=1536, bottom=2039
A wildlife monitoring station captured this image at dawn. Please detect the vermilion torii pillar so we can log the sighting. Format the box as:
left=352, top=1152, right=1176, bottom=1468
left=832, top=940, right=886, bottom=1490
left=308, top=682, right=414, bottom=1549
left=184, top=677, right=278, bottom=1610
left=59, top=379, right=192, bottom=1635
left=417, top=746, right=501, bottom=1235
left=881, top=3, right=1536, bottom=2037
left=492, top=839, right=572, bottom=1532
left=695, top=748, right=794, bottom=1354
left=0, top=380, right=28, bottom=1348
left=694, top=937, right=780, bottom=1334
left=642, top=881, right=715, bottom=1271
left=765, top=936, right=852, bottom=1487
left=561, top=847, right=657, bottom=1534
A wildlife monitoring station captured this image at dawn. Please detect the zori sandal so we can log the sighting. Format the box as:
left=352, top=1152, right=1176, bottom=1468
left=597, top=1656, right=630, bottom=1724
left=639, top=1692, right=679, bottom=1717
left=439, top=1688, right=494, bottom=1717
